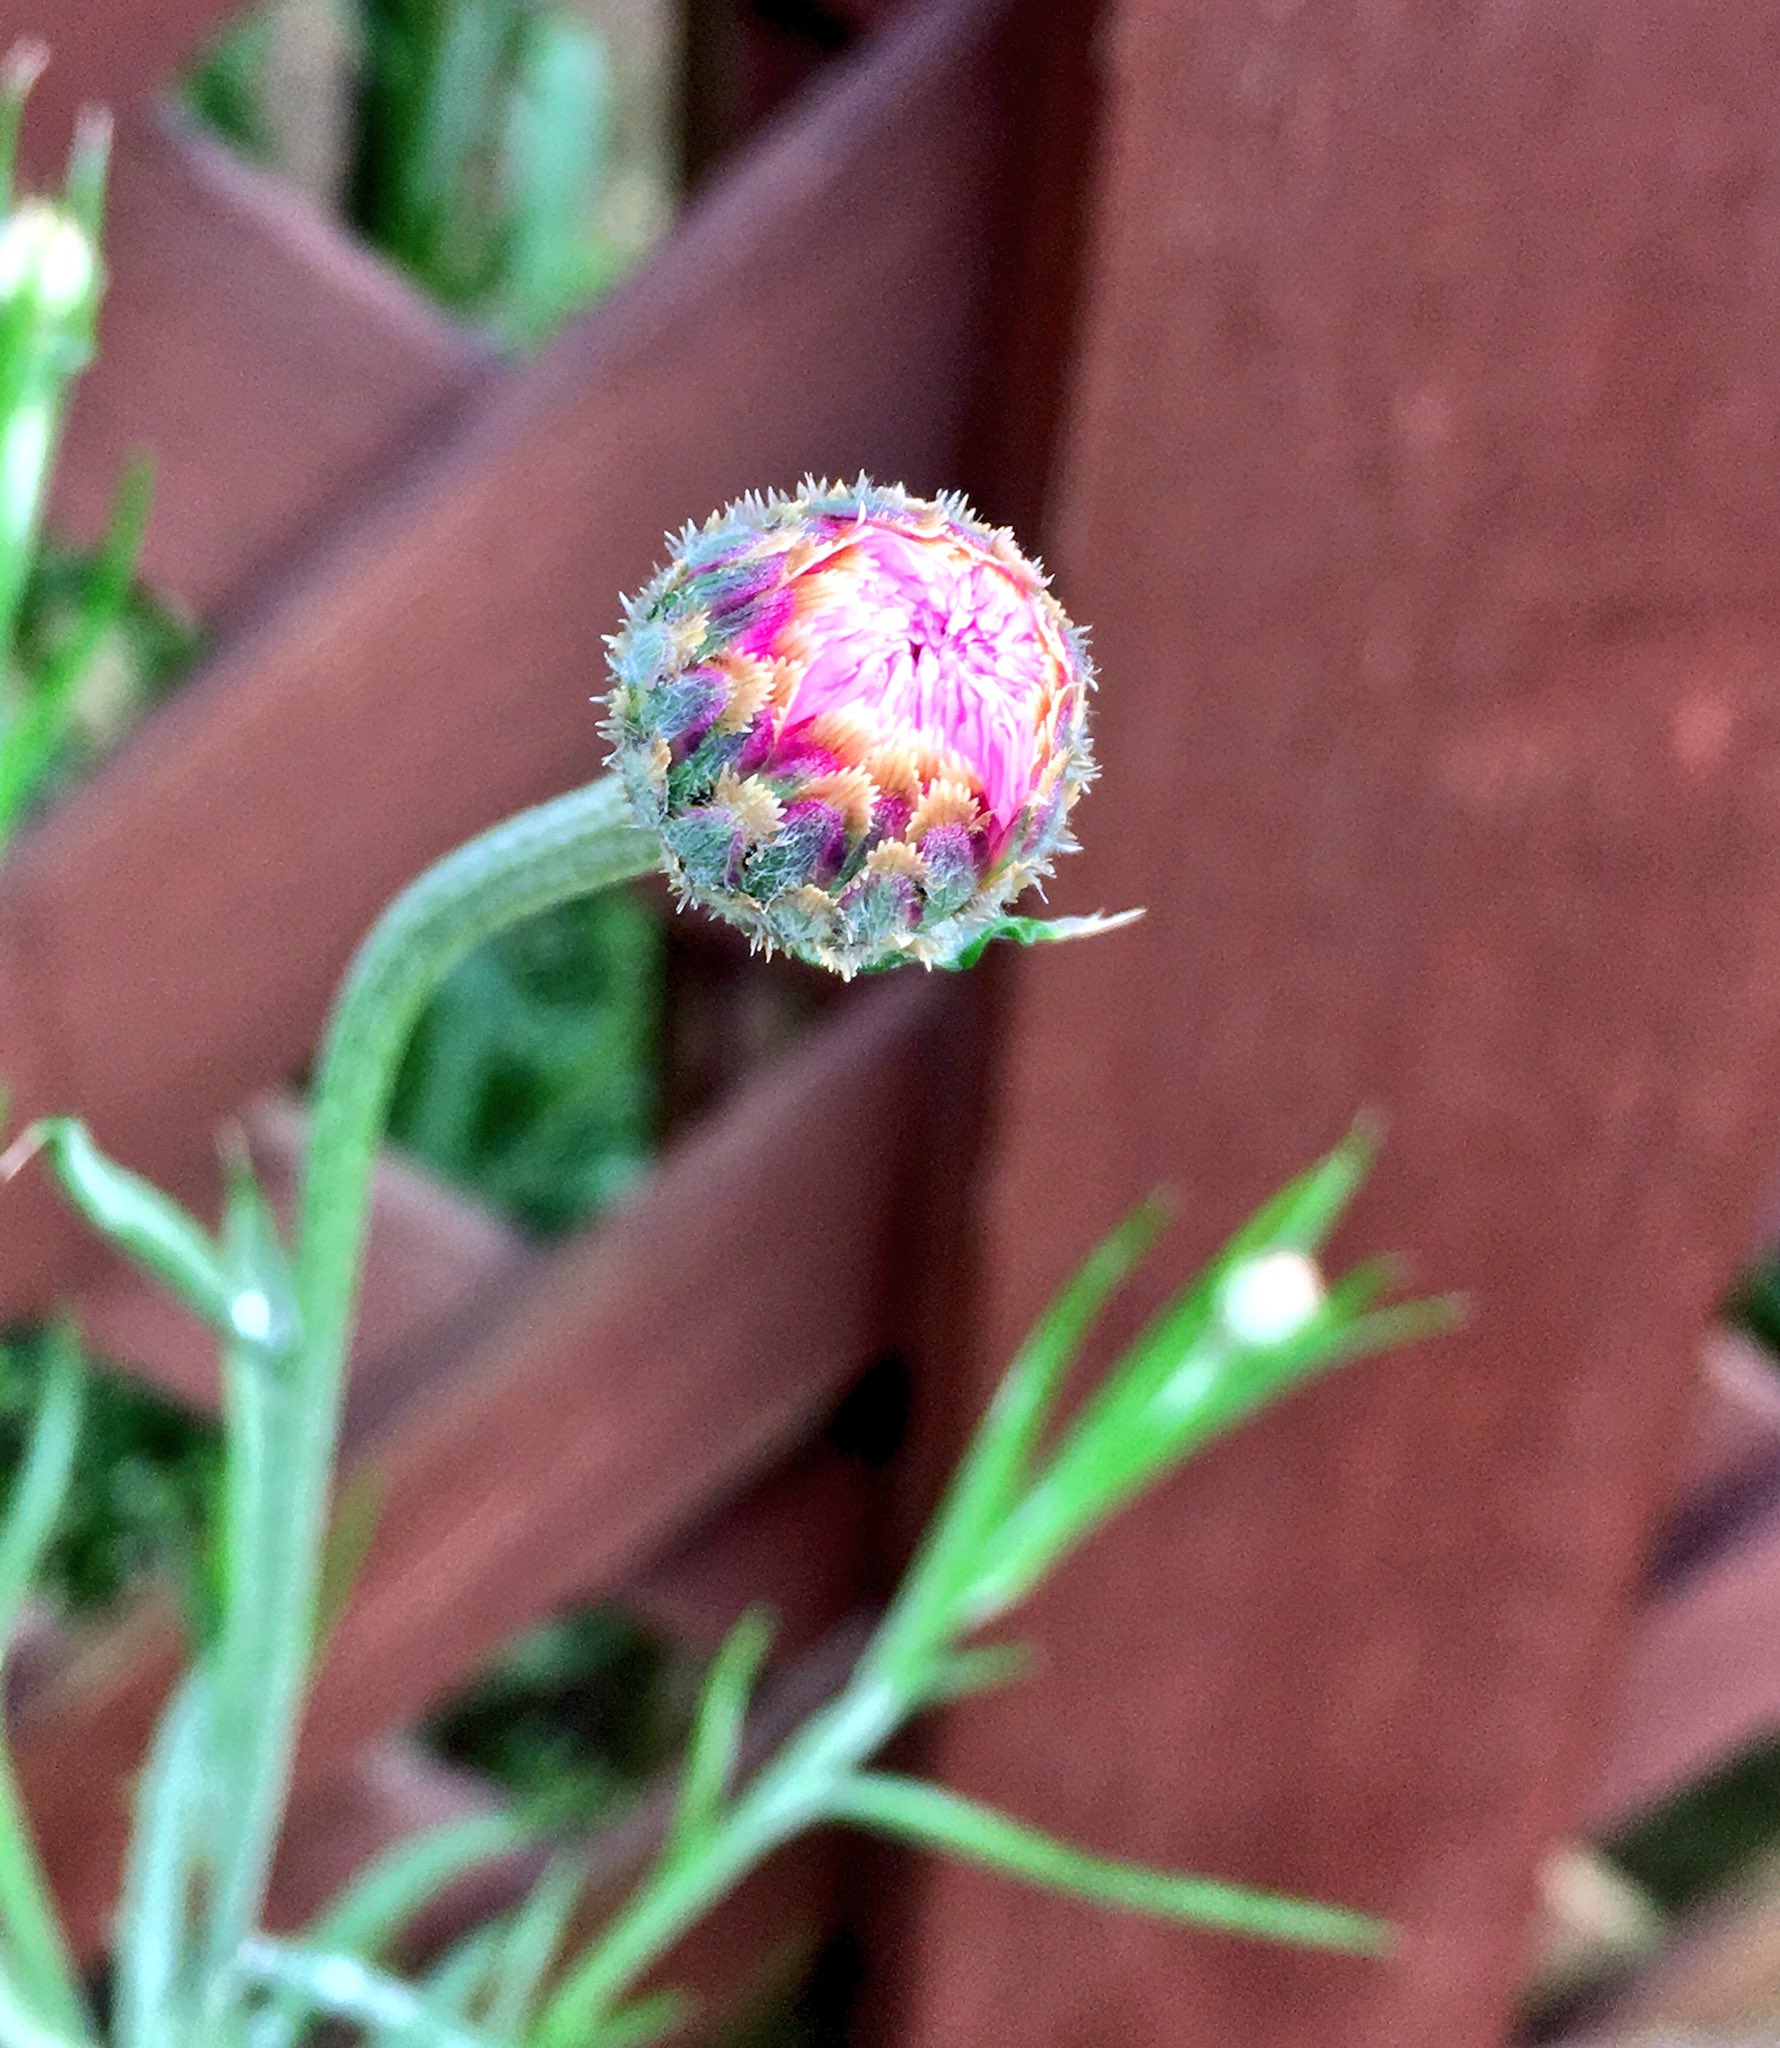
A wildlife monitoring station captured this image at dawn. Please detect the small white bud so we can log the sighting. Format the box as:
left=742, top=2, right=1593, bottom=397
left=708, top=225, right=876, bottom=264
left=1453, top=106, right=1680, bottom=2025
left=1217, top=1250, right=1325, bottom=1347
left=0, top=202, right=95, bottom=321
left=230, top=1289, right=276, bottom=1346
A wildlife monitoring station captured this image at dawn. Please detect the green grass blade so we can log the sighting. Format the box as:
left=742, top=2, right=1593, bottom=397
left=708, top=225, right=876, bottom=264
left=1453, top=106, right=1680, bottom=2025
left=663, top=1608, right=772, bottom=1867
left=312, top=1812, right=534, bottom=1960
left=583, top=1988, right=692, bottom=2048
left=828, top=1774, right=1389, bottom=1954
left=112, top=1676, right=208, bottom=2048
left=0, top=1324, right=87, bottom=2038
left=482, top=1854, right=581, bottom=2038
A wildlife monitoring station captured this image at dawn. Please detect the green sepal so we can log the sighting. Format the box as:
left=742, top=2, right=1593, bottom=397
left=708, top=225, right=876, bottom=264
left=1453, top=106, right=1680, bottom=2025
left=943, top=906, right=1145, bottom=971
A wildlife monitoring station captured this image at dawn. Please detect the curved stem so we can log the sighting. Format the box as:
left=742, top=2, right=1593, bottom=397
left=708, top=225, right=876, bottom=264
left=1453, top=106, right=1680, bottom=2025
left=199, top=775, right=657, bottom=1988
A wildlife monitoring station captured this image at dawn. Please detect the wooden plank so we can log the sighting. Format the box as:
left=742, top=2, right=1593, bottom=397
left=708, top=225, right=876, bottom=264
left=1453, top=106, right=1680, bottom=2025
left=56, top=111, right=491, bottom=618
left=886, top=2, right=1780, bottom=2041
left=626, top=1443, right=870, bottom=1657
left=0, top=0, right=1016, bottom=1316
left=14, top=983, right=937, bottom=1954
left=1676, top=1329, right=1780, bottom=1507
left=1590, top=1502, right=1780, bottom=1831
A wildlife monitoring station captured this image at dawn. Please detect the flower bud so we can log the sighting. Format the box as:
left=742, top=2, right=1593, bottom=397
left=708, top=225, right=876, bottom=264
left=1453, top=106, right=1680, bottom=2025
left=0, top=199, right=96, bottom=329
left=603, top=479, right=1097, bottom=975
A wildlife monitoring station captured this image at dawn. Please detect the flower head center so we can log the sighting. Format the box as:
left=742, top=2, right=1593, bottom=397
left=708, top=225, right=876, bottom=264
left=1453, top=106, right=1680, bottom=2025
left=756, top=522, right=1069, bottom=836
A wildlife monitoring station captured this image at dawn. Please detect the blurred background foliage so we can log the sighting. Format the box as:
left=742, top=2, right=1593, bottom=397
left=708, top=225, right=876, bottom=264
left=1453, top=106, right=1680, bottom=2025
left=185, top=0, right=678, bottom=345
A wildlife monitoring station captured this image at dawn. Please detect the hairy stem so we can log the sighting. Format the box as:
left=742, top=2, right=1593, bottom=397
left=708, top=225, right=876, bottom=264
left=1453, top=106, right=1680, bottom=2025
left=198, top=776, right=657, bottom=1993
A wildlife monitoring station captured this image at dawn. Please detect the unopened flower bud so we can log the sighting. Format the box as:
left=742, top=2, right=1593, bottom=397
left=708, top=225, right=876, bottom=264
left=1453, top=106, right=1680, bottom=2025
left=1217, top=1251, right=1326, bottom=1347
left=0, top=200, right=95, bottom=326
left=604, top=478, right=1097, bottom=975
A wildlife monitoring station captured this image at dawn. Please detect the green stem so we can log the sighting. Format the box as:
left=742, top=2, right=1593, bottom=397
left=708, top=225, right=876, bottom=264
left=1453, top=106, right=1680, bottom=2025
left=535, top=1675, right=906, bottom=2047
left=197, top=776, right=657, bottom=1996
left=0, top=1750, right=86, bottom=2047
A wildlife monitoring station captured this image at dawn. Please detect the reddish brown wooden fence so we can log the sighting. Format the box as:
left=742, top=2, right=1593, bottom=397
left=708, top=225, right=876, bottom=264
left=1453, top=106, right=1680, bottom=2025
left=7, top=0, right=1780, bottom=2042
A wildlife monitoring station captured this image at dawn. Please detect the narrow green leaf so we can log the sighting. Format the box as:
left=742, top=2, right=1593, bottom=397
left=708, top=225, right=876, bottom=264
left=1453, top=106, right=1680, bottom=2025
left=0, top=1321, right=81, bottom=1642
left=664, top=1608, right=772, bottom=1866
left=959, top=1131, right=1416, bottom=1618
left=234, top=1938, right=503, bottom=2048
left=587, top=1988, right=692, bottom=2048
left=867, top=1197, right=1167, bottom=1682
left=112, top=1677, right=208, bottom=2048
left=482, top=1853, right=581, bottom=2037
left=308, top=1812, right=533, bottom=1962
left=828, top=1774, right=1389, bottom=1954
left=199, top=1151, right=308, bottom=1987
left=915, top=1642, right=1031, bottom=1707
left=492, top=13, right=611, bottom=344
left=60, top=110, right=110, bottom=240
left=314, top=1466, right=384, bottom=1664
left=0, top=45, right=47, bottom=216
left=0, top=1323, right=88, bottom=2039
left=0, top=456, right=152, bottom=844
left=0, top=1965, right=89, bottom=2048
left=416, top=1924, right=503, bottom=2020
left=0, top=1120, right=252, bottom=1345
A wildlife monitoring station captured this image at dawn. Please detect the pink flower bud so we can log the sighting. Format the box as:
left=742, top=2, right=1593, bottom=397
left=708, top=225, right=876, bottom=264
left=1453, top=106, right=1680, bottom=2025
left=604, top=479, right=1097, bottom=975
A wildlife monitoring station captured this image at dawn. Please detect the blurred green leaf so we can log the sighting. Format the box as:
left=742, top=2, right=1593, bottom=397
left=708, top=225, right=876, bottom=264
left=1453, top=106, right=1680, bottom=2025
left=586, top=1988, right=693, bottom=2048
left=482, top=1852, right=581, bottom=2036
left=827, top=1774, right=1389, bottom=1954
left=664, top=1607, right=772, bottom=1867
left=492, top=11, right=611, bottom=345
left=956, top=1129, right=1452, bottom=1619
left=236, top=1937, right=502, bottom=2048
left=0, top=1321, right=88, bottom=2040
left=0, top=456, right=152, bottom=847
left=868, top=1196, right=1168, bottom=1682
left=0, top=1120, right=245, bottom=1346
left=113, top=1676, right=209, bottom=2048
